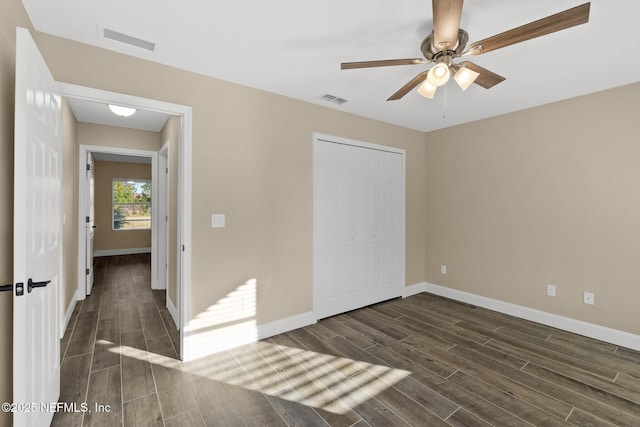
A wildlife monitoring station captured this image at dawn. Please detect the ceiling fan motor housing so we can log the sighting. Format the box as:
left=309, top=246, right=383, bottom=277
left=421, top=29, right=469, bottom=60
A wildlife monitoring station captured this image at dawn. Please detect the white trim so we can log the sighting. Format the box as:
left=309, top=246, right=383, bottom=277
left=182, top=311, right=316, bottom=362
left=315, top=133, right=407, bottom=155
left=60, top=289, right=80, bottom=338
left=94, top=247, right=152, bottom=257
left=403, top=282, right=427, bottom=298
left=424, top=283, right=640, bottom=352
left=58, top=83, right=185, bottom=116
left=312, top=132, right=406, bottom=320
left=166, top=297, right=179, bottom=331
left=61, top=83, right=192, bottom=361
left=178, top=111, right=193, bottom=362
left=257, top=311, right=316, bottom=340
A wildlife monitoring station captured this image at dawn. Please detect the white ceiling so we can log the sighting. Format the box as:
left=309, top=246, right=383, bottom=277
left=22, top=0, right=640, bottom=132
left=66, top=97, right=171, bottom=131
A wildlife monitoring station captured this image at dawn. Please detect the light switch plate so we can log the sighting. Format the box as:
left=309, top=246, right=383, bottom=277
left=211, top=214, right=226, bottom=228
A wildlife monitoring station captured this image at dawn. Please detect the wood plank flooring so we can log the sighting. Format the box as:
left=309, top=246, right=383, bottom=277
left=54, top=255, right=640, bottom=426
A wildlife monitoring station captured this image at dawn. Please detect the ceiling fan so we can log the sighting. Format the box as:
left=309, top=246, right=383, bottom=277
left=341, top=1, right=591, bottom=100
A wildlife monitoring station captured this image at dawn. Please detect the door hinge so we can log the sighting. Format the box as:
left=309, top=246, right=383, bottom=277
left=86, top=164, right=91, bottom=171
left=86, top=216, right=90, bottom=223
left=86, top=269, right=90, bottom=275
left=166, top=167, right=168, bottom=174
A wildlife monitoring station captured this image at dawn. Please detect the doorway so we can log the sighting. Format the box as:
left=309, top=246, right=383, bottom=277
left=62, top=83, right=192, bottom=360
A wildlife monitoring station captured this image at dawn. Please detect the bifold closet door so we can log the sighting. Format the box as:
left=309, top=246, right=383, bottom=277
left=314, top=138, right=404, bottom=319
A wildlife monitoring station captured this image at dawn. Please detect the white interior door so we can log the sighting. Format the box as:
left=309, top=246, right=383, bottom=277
left=314, top=136, right=405, bottom=319
left=13, top=27, right=61, bottom=427
left=85, top=152, right=95, bottom=294
left=157, top=144, right=168, bottom=290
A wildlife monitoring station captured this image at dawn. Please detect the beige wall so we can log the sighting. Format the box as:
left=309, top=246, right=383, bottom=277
left=77, top=122, right=161, bottom=152
left=0, top=1, right=34, bottom=423
left=160, top=116, right=180, bottom=308
left=425, top=82, right=640, bottom=335
left=94, top=161, right=152, bottom=252
left=32, top=30, right=428, bottom=327
left=62, top=98, right=78, bottom=320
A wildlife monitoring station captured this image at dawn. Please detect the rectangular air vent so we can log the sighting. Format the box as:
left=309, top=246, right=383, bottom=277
left=319, top=93, right=348, bottom=105
left=103, top=28, right=156, bottom=52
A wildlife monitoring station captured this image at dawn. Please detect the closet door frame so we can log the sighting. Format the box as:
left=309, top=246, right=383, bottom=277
left=312, top=133, right=406, bottom=319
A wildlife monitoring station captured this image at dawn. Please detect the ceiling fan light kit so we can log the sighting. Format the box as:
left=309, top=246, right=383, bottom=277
left=341, top=1, right=591, bottom=102
left=417, top=79, right=438, bottom=99
left=453, top=65, right=480, bottom=91
left=427, top=62, right=451, bottom=87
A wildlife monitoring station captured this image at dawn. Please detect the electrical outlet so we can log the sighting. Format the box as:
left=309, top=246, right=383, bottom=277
left=441, top=265, right=447, bottom=275
left=546, top=284, right=556, bottom=297
left=583, top=292, right=595, bottom=305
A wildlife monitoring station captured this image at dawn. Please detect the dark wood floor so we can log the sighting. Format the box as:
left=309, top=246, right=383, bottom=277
left=54, top=255, right=640, bottom=426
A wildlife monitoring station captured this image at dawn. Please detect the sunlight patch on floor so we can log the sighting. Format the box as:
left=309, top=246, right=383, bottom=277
left=106, top=276, right=411, bottom=415
left=187, top=341, right=412, bottom=415
left=108, top=338, right=411, bottom=415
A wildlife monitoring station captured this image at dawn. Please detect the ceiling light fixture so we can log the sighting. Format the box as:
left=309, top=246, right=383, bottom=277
left=453, top=66, right=480, bottom=91
left=417, top=79, right=437, bottom=99
left=426, top=63, right=450, bottom=87
left=108, top=104, right=137, bottom=117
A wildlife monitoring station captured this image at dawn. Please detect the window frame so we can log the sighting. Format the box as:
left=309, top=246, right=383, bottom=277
left=111, top=178, right=152, bottom=231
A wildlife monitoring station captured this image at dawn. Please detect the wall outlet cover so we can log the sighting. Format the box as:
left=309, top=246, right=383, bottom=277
left=584, top=292, right=595, bottom=305
left=546, top=284, right=556, bottom=297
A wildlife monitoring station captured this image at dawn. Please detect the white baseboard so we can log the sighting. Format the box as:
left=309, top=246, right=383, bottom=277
left=403, top=282, right=427, bottom=298
left=94, top=247, right=151, bottom=257
left=60, top=289, right=80, bottom=338
left=182, top=311, right=316, bottom=362
left=166, top=297, right=179, bottom=331
left=424, top=283, right=640, bottom=352
left=257, top=311, right=316, bottom=340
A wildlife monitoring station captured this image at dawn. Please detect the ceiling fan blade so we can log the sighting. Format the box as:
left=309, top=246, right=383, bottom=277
left=465, top=2, right=590, bottom=56
left=387, top=71, right=429, bottom=101
left=341, top=58, right=428, bottom=70
left=433, top=0, right=465, bottom=50
left=458, top=61, right=505, bottom=89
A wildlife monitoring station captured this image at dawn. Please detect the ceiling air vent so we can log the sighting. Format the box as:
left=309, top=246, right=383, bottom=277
left=319, top=93, right=348, bottom=105
left=103, top=28, right=156, bottom=52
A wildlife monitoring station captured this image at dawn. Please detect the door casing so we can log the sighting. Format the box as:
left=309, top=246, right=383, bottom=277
left=63, top=83, right=192, bottom=360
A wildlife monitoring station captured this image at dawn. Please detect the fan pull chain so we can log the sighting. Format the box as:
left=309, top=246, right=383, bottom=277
left=442, top=84, right=448, bottom=119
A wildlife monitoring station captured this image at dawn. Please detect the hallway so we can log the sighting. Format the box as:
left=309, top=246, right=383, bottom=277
left=53, top=254, right=182, bottom=426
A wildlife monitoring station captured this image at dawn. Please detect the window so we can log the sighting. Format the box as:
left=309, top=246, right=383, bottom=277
left=112, top=179, right=151, bottom=230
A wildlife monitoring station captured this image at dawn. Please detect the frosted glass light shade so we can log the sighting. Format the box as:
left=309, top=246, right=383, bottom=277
left=108, top=104, right=137, bottom=117
left=417, top=79, right=437, bottom=99
left=453, top=66, right=480, bottom=91
left=426, top=63, right=450, bottom=87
